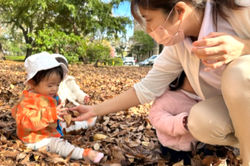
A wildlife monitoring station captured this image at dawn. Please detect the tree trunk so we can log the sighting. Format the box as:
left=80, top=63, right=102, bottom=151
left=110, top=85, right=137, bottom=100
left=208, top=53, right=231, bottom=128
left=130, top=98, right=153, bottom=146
left=73, top=22, right=79, bottom=35
left=94, top=60, right=99, bottom=67
left=78, top=56, right=88, bottom=64
left=19, top=25, right=33, bottom=59
left=55, top=47, right=59, bottom=53
left=0, top=43, right=4, bottom=60
left=25, top=47, right=33, bottom=60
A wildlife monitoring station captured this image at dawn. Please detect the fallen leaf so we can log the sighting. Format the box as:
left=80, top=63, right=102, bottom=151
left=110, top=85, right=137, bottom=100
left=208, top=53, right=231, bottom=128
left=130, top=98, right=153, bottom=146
left=93, top=133, right=108, bottom=141
left=63, top=114, right=72, bottom=127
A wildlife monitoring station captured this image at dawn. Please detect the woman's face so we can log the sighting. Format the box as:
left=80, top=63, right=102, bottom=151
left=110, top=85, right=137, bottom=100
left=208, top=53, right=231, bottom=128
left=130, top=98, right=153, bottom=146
left=139, top=6, right=180, bottom=36
left=138, top=2, right=203, bottom=38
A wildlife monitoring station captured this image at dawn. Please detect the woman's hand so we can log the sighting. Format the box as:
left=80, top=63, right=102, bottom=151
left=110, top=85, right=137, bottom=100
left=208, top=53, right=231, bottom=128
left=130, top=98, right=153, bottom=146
left=69, top=105, right=96, bottom=121
left=191, top=32, right=246, bottom=69
left=56, top=103, right=68, bottom=121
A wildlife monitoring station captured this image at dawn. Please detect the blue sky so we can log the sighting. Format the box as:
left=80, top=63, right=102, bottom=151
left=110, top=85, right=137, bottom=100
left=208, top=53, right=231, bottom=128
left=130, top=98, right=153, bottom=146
left=101, top=0, right=134, bottom=40
left=112, top=1, right=134, bottom=39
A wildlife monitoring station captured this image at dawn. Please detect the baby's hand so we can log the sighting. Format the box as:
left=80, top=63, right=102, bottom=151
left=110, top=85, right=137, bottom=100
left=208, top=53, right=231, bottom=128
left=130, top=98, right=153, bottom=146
left=84, top=96, right=90, bottom=104
left=56, top=103, right=68, bottom=121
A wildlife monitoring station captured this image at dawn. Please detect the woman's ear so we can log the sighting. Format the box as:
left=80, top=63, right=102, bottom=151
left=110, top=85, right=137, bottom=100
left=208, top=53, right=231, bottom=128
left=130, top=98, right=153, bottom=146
left=174, top=1, right=188, bottom=20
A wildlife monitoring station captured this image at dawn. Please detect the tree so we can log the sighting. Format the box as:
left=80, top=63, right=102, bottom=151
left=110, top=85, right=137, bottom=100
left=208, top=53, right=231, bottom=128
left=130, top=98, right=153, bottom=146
left=51, top=0, right=131, bottom=38
left=0, top=0, right=131, bottom=58
left=0, top=26, right=26, bottom=57
left=30, top=27, right=87, bottom=63
left=86, top=40, right=111, bottom=67
left=0, top=0, right=50, bottom=57
left=129, top=30, right=154, bottom=61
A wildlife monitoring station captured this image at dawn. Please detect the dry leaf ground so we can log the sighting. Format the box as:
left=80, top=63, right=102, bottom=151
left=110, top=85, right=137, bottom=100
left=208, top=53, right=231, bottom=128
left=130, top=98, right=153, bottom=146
left=0, top=60, right=241, bottom=166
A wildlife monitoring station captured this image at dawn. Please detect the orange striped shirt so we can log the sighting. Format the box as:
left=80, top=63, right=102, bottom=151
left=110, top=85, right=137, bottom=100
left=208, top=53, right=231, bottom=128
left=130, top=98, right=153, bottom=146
left=12, top=90, right=61, bottom=143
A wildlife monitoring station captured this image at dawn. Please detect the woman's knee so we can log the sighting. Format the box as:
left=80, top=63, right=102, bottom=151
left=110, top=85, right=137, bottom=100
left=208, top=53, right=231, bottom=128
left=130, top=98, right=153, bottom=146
left=188, top=104, right=211, bottom=143
left=222, top=55, right=250, bottom=98
left=188, top=101, right=234, bottom=145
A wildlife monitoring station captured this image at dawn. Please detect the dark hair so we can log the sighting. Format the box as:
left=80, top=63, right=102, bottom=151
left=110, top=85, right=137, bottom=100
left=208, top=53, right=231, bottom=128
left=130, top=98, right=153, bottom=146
left=31, top=66, right=64, bottom=85
left=212, top=1, right=241, bottom=29
left=55, top=57, right=68, bottom=68
left=169, top=71, right=186, bottom=90
left=131, top=0, right=241, bottom=26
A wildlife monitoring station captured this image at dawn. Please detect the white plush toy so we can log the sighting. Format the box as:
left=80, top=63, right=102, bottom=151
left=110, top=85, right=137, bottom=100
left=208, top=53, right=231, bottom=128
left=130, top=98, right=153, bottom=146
left=58, top=75, right=89, bottom=106
left=52, top=54, right=89, bottom=106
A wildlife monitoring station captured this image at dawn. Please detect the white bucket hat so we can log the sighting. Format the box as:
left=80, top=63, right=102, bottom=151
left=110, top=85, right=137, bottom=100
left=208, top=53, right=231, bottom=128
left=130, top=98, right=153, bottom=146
left=24, top=52, right=68, bottom=83
left=52, top=53, right=68, bottom=64
left=51, top=53, right=68, bottom=69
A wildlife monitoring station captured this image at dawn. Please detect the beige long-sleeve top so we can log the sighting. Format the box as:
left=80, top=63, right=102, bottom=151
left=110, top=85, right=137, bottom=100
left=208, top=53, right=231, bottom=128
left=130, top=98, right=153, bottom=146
left=134, top=6, right=250, bottom=104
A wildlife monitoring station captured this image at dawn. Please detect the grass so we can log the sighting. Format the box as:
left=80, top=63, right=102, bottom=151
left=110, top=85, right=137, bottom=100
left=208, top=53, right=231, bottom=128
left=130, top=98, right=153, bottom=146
left=4, top=55, right=124, bottom=66
left=4, top=55, right=25, bottom=61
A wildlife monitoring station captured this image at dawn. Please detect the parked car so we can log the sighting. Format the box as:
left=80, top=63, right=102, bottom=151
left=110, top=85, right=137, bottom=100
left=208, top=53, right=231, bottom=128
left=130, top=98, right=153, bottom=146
left=148, top=55, right=158, bottom=65
left=123, top=57, right=136, bottom=66
left=138, top=58, right=149, bottom=66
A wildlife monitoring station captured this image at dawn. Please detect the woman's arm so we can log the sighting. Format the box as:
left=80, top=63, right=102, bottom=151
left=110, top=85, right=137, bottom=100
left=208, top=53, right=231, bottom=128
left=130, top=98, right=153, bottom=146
left=71, top=88, right=140, bottom=121
left=71, top=47, right=183, bottom=121
left=93, top=87, right=140, bottom=116
left=71, top=66, right=182, bottom=121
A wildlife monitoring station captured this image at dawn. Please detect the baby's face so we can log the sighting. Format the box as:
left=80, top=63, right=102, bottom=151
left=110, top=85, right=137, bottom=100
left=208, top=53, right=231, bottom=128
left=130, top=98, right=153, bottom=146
left=33, top=72, right=62, bottom=97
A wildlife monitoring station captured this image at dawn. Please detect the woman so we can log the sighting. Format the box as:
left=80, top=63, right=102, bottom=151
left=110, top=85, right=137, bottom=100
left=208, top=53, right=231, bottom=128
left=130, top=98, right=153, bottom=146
left=71, top=0, right=250, bottom=165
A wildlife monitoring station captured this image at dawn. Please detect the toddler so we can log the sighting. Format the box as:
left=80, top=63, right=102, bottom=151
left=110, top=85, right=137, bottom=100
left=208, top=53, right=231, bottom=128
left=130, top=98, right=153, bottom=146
left=12, top=52, right=103, bottom=163
left=149, top=71, right=201, bottom=164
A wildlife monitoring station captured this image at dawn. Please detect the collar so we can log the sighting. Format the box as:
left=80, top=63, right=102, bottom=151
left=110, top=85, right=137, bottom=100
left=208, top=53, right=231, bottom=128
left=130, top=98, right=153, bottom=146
left=197, top=0, right=215, bottom=40
left=184, top=0, right=215, bottom=53
left=23, top=90, right=56, bottom=101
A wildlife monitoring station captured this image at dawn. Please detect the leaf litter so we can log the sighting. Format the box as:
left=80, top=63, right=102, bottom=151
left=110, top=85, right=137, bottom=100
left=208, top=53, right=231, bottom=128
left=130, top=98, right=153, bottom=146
left=0, top=60, right=241, bottom=165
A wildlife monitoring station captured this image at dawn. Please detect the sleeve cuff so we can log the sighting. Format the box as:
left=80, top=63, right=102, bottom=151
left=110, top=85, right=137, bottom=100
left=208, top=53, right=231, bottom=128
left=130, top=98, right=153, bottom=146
left=175, top=112, right=189, bottom=135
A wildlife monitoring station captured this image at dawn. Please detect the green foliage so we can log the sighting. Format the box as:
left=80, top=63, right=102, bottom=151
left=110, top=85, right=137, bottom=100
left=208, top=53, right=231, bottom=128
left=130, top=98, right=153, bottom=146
left=86, top=41, right=111, bottom=64
left=30, top=27, right=87, bottom=63
left=113, top=38, right=127, bottom=57
left=107, top=57, right=123, bottom=66
left=60, top=0, right=131, bottom=39
left=130, top=30, right=155, bottom=61
left=4, top=55, right=25, bottom=61
left=0, top=0, right=132, bottom=57
left=0, top=31, right=26, bottom=57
